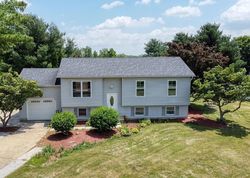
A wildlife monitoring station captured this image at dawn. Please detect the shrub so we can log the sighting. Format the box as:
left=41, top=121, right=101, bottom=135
left=89, top=106, right=119, bottom=132
left=139, top=122, right=147, bottom=128
left=85, top=120, right=91, bottom=127
left=51, top=112, right=77, bottom=135
left=140, top=119, right=151, bottom=125
left=41, top=145, right=55, bottom=158
left=131, top=127, right=140, bottom=134
left=119, top=125, right=132, bottom=137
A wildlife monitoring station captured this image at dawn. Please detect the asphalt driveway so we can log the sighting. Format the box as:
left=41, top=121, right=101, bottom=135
left=0, top=117, right=48, bottom=169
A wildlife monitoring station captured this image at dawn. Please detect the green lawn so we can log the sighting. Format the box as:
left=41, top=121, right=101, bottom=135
left=9, top=101, right=250, bottom=178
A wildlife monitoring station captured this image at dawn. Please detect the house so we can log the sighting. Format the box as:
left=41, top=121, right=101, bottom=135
left=19, top=57, right=195, bottom=120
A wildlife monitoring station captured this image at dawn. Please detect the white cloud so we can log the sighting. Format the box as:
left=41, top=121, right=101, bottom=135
left=164, top=6, right=201, bottom=18
left=135, top=0, right=161, bottom=5
left=67, top=23, right=195, bottom=55
left=101, top=1, right=124, bottom=10
left=93, top=16, right=164, bottom=29
left=221, top=0, right=250, bottom=22
left=189, top=0, right=215, bottom=6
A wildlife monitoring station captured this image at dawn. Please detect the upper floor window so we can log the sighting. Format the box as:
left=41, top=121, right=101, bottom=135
left=72, top=81, right=91, bottom=98
left=136, top=80, right=145, bottom=96
left=168, top=80, right=177, bottom=96
left=82, top=81, right=91, bottom=97
left=73, top=81, right=81, bottom=97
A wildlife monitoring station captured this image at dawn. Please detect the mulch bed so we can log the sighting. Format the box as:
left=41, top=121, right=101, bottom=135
left=182, top=109, right=226, bottom=128
left=38, top=129, right=118, bottom=149
left=0, top=126, right=20, bottom=132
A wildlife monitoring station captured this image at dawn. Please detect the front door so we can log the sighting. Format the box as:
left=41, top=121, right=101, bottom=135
left=107, top=93, right=118, bottom=110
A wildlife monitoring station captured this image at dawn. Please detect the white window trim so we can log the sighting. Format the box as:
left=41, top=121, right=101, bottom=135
left=167, top=80, right=177, bottom=97
left=72, top=80, right=92, bottom=98
left=134, top=107, right=145, bottom=116
left=78, top=108, right=87, bottom=117
left=135, top=80, right=145, bottom=97
left=165, top=106, right=176, bottom=115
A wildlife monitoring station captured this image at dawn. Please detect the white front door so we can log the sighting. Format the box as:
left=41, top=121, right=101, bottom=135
left=107, top=93, right=118, bottom=110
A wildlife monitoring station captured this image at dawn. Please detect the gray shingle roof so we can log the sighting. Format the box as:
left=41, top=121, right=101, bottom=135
left=20, top=68, right=58, bottom=86
left=57, top=57, right=195, bottom=78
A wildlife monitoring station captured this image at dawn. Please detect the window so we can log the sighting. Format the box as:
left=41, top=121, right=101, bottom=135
left=72, top=81, right=91, bottom=98
left=166, top=106, right=176, bottom=115
left=31, top=100, right=40, bottom=103
left=136, top=80, right=145, bottom=96
left=73, top=81, right=81, bottom=97
left=82, top=81, right=91, bottom=97
left=78, top=108, right=87, bottom=116
left=43, top=100, right=53, bottom=103
left=168, top=80, right=177, bottom=96
left=135, top=107, right=145, bottom=116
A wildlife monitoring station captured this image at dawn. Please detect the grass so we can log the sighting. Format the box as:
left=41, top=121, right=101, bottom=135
left=8, top=101, right=250, bottom=178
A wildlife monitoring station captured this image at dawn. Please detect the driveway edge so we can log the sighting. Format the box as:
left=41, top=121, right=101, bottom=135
left=0, top=147, right=42, bottom=178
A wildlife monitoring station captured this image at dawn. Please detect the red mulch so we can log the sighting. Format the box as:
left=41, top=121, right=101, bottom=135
left=182, top=109, right=226, bottom=128
left=38, top=129, right=117, bottom=149
left=124, top=122, right=139, bottom=128
left=0, top=127, right=20, bottom=132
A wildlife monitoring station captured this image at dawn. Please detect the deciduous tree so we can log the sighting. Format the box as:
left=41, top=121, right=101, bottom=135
left=193, top=64, right=250, bottom=123
left=0, top=72, right=42, bottom=127
left=167, top=42, right=229, bottom=78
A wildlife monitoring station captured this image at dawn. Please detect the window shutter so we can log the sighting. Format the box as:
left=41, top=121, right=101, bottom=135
left=145, top=107, right=149, bottom=116
left=131, top=107, right=134, bottom=117
left=162, top=107, right=165, bottom=116
left=74, top=108, right=78, bottom=116
left=176, top=106, right=179, bottom=115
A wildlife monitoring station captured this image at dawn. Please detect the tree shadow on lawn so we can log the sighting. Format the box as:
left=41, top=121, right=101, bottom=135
left=190, top=102, right=217, bottom=115
left=185, top=122, right=250, bottom=138
left=185, top=103, right=250, bottom=138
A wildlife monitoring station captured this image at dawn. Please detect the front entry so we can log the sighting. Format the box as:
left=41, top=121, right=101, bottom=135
left=107, top=93, right=118, bottom=110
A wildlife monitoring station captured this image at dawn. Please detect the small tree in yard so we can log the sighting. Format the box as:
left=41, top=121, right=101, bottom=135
left=193, top=64, right=250, bottom=124
left=0, top=72, right=42, bottom=127
left=89, top=106, right=119, bottom=132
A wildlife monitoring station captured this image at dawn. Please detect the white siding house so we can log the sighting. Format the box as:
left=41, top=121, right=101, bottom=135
left=20, top=57, right=195, bottom=120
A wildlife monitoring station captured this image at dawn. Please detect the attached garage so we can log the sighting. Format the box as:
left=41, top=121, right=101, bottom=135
left=27, top=98, right=57, bottom=120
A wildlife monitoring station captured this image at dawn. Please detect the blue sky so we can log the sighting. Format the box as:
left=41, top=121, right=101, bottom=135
left=23, top=0, right=250, bottom=55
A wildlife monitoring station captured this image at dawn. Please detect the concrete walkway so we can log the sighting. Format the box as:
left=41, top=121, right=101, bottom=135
left=0, top=122, right=47, bottom=169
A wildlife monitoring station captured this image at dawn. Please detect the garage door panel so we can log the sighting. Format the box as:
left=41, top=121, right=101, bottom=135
left=28, top=98, right=56, bottom=120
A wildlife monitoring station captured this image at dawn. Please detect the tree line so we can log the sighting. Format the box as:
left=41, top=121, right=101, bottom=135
left=144, top=23, right=250, bottom=77
left=0, top=0, right=125, bottom=73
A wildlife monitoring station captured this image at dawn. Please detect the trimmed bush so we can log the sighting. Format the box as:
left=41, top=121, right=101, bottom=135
left=89, top=106, right=119, bottom=132
left=51, top=112, right=77, bottom=135
left=119, top=125, right=132, bottom=137
left=131, top=127, right=140, bottom=134
left=139, top=119, right=151, bottom=128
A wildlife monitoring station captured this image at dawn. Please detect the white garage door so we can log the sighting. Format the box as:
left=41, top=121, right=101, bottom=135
left=27, top=98, right=56, bottom=120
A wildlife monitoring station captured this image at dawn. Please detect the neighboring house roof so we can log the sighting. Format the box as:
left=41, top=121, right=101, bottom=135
left=20, top=68, right=59, bottom=87
left=57, top=57, right=195, bottom=78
